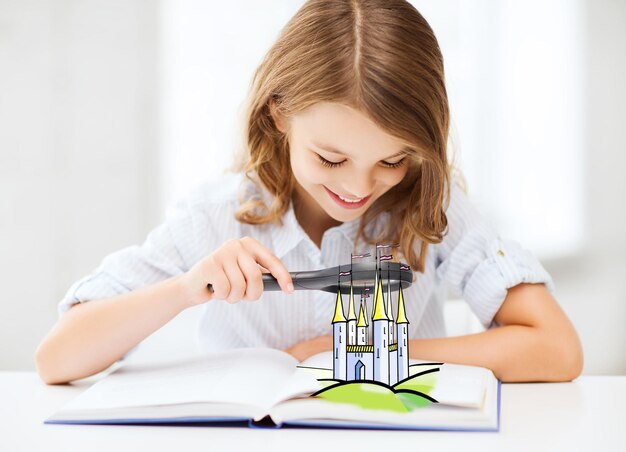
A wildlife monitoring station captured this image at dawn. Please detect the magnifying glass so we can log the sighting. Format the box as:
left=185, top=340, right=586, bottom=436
left=259, top=261, right=412, bottom=295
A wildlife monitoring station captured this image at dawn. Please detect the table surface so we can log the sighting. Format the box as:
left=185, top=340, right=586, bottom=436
left=1, top=372, right=625, bottom=452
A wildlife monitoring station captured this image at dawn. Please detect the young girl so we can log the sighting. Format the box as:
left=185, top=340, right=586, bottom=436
left=35, top=0, right=582, bottom=385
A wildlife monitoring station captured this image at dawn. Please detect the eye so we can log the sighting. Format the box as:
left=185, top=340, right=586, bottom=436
left=315, top=152, right=407, bottom=169
left=316, top=154, right=346, bottom=168
left=381, top=158, right=406, bottom=169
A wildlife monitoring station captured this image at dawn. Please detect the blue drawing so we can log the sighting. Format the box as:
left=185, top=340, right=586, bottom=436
left=296, top=245, right=441, bottom=414
left=332, top=246, right=410, bottom=385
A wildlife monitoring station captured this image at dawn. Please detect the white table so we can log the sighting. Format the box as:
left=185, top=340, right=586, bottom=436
left=1, top=372, right=625, bottom=452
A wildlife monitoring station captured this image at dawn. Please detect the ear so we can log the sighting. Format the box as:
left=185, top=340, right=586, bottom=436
left=268, top=98, right=288, bottom=134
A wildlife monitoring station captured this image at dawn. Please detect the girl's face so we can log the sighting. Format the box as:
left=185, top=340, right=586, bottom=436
left=274, top=102, right=410, bottom=226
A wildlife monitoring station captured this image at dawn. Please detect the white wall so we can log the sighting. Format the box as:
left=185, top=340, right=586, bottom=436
left=158, top=0, right=302, bottom=207
left=0, top=0, right=160, bottom=370
left=1, top=0, right=624, bottom=375
left=545, top=0, right=626, bottom=375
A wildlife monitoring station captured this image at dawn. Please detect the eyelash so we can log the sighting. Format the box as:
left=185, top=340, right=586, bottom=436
left=316, top=154, right=406, bottom=169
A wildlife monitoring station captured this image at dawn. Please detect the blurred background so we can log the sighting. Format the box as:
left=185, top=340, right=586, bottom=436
left=1, top=0, right=624, bottom=375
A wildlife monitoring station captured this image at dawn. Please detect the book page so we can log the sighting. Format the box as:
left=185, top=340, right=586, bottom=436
left=270, top=351, right=497, bottom=428
left=269, top=366, right=498, bottom=429
left=299, top=352, right=490, bottom=408
left=59, top=347, right=318, bottom=414
left=428, top=363, right=490, bottom=408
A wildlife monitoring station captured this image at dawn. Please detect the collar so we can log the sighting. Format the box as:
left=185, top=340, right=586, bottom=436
left=271, top=199, right=309, bottom=259
left=246, top=176, right=379, bottom=259
left=271, top=200, right=368, bottom=260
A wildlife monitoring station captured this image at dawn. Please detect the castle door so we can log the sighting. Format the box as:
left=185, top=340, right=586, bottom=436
left=355, top=360, right=365, bottom=380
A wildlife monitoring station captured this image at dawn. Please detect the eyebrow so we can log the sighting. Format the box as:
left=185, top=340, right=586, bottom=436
left=312, top=142, right=409, bottom=160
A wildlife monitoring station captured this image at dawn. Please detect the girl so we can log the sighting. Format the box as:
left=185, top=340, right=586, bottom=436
left=35, top=0, right=582, bottom=385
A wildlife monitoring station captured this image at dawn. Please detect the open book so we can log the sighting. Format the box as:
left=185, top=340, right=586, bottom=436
left=45, top=347, right=500, bottom=431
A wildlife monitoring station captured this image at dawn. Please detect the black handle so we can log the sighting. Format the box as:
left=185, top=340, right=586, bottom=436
left=261, top=262, right=412, bottom=295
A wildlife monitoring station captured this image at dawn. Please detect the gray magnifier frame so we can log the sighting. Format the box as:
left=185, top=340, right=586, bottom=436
left=260, top=261, right=413, bottom=294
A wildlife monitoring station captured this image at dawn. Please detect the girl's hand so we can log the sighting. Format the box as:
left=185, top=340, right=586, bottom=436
left=284, top=335, right=333, bottom=362
left=179, top=236, right=294, bottom=307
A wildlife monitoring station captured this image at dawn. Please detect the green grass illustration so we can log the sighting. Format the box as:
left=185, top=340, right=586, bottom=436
left=308, top=365, right=441, bottom=413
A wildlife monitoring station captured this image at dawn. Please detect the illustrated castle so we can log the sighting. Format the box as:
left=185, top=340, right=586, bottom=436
left=332, top=265, right=410, bottom=385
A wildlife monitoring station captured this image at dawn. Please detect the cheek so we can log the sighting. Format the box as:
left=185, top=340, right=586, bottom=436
left=307, top=167, right=337, bottom=185
left=378, top=167, right=409, bottom=188
left=291, top=153, right=328, bottom=185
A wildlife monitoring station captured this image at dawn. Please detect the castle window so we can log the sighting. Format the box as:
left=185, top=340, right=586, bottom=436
left=377, top=349, right=379, bottom=358
left=404, top=338, right=406, bottom=346
left=339, top=335, right=342, bottom=343
left=335, top=347, right=338, bottom=358
left=384, top=340, right=386, bottom=346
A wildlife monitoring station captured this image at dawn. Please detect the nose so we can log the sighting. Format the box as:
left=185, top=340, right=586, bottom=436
left=344, top=171, right=376, bottom=198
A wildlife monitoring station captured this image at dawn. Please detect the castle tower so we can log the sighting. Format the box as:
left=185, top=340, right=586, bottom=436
left=347, top=286, right=357, bottom=345
left=396, top=285, right=410, bottom=381
left=386, top=270, right=398, bottom=385
left=372, top=273, right=390, bottom=385
left=356, top=302, right=368, bottom=345
left=362, top=292, right=370, bottom=344
left=332, top=288, right=347, bottom=380
left=386, top=275, right=395, bottom=345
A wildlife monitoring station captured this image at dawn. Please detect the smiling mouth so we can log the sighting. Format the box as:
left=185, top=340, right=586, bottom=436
left=324, top=186, right=372, bottom=209
left=338, top=194, right=364, bottom=203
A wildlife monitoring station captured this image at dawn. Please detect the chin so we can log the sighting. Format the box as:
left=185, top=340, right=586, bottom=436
left=324, top=201, right=369, bottom=222
left=327, top=210, right=357, bottom=223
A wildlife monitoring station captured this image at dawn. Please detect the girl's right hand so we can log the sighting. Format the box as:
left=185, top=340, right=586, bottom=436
left=179, top=236, right=294, bottom=307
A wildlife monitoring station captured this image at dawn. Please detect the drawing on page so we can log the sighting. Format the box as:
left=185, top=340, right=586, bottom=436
left=297, top=244, right=442, bottom=413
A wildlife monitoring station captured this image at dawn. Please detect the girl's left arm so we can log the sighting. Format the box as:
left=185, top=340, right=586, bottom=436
left=409, top=282, right=583, bottom=382
left=284, top=282, right=583, bottom=382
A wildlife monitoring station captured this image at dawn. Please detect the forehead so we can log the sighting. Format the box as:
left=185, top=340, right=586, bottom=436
left=290, top=102, right=408, bottom=159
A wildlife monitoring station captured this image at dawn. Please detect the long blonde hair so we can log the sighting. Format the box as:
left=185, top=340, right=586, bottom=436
left=233, top=0, right=450, bottom=272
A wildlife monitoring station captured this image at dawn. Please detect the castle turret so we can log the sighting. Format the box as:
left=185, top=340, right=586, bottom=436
left=372, top=273, right=390, bottom=385
left=356, top=302, right=368, bottom=345
left=396, top=285, right=410, bottom=381
left=386, top=275, right=395, bottom=345
left=386, top=270, right=398, bottom=385
left=332, top=288, right=347, bottom=380
left=362, top=292, right=370, bottom=343
left=347, top=286, right=357, bottom=345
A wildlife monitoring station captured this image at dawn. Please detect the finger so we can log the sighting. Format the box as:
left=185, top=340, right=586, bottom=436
left=207, top=266, right=230, bottom=301
left=222, top=258, right=247, bottom=303
left=238, top=254, right=264, bottom=301
left=241, top=238, right=293, bottom=293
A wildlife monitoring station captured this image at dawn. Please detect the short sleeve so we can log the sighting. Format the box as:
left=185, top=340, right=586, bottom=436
left=56, top=184, right=208, bottom=361
left=57, top=195, right=199, bottom=315
left=434, top=180, right=555, bottom=328
left=58, top=174, right=242, bottom=362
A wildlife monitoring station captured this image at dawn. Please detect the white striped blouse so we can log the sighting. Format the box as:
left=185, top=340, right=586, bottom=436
left=57, top=172, right=554, bottom=361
